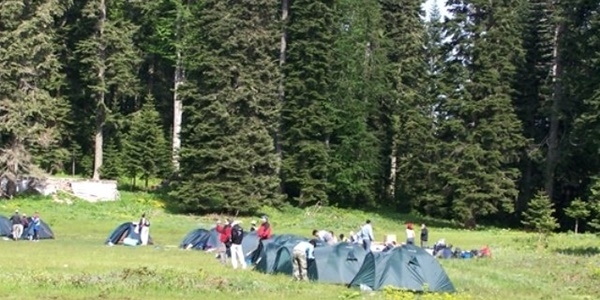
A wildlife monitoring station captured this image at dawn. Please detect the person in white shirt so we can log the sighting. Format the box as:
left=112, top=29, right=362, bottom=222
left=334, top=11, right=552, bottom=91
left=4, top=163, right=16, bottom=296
left=359, top=220, right=374, bottom=251
left=292, top=239, right=317, bottom=281
left=406, top=223, right=415, bottom=245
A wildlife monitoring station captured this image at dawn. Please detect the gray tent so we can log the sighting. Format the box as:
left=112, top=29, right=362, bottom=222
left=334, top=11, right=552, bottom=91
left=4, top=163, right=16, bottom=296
left=348, top=245, right=455, bottom=292
left=254, top=234, right=307, bottom=273
left=308, top=242, right=368, bottom=284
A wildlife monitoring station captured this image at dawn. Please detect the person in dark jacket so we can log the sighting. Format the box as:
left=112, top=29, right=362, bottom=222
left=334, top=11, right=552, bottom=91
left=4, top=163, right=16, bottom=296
left=229, top=220, right=246, bottom=270
left=420, top=224, right=429, bottom=248
left=9, top=210, right=23, bottom=241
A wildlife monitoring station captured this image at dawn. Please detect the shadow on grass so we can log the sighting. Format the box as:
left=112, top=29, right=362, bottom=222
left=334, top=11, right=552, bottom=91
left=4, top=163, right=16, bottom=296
left=555, top=247, right=600, bottom=256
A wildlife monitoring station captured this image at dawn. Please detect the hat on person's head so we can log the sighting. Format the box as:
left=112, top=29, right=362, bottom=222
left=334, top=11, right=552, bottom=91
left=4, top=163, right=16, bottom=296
left=15, top=209, right=18, bottom=213
left=261, top=216, right=268, bottom=222
left=251, top=220, right=256, bottom=225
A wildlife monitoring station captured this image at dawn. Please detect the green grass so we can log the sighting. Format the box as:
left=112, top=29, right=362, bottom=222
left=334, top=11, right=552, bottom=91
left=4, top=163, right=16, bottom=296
left=0, top=192, right=599, bottom=300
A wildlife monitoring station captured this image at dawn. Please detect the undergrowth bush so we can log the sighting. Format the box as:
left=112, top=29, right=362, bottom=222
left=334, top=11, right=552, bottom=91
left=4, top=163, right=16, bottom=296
left=382, top=287, right=472, bottom=300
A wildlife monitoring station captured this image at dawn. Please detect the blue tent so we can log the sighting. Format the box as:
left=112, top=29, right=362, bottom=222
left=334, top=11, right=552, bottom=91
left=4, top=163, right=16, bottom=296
left=0, top=215, right=12, bottom=236
left=0, top=216, right=54, bottom=240
left=241, top=231, right=260, bottom=257
left=105, top=222, right=153, bottom=245
left=254, top=234, right=308, bottom=273
left=180, top=228, right=221, bottom=250
left=349, top=245, right=455, bottom=292
left=23, top=218, right=55, bottom=239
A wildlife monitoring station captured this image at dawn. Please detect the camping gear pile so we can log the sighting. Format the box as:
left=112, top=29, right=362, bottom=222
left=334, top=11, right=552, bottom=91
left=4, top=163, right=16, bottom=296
left=179, top=228, right=456, bottom=293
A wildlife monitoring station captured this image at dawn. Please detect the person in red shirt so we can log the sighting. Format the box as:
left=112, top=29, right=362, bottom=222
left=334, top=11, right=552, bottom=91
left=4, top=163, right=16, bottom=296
left=257, top=216, right=272, bottom=240
left=216, top=218, right=232, bottom=265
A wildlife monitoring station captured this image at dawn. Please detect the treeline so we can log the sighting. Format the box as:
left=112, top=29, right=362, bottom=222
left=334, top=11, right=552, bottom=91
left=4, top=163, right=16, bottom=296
left=2, top=0, right=600, bottom=230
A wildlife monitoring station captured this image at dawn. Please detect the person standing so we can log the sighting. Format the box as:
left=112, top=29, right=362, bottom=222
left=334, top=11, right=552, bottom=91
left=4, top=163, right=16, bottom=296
left=216, top=219, right=232, bottom=265
left=31, top=212, right=41, bottom=241
left=138, top=213, right=151, bottom=245
left=292, top=239, right=316, bottom=281
left=420, top=224, right=429, bottom=248
left=21, top=213, right=29, bottom=240
left=359, top=220, right=374, bottom=251
left=257, top=216, right=272, bottom=240
left=406, top=223, right=415, bottom=245
left=229, top=221, right=247, bottom=270
left=9, top=210, right=23, bottom=241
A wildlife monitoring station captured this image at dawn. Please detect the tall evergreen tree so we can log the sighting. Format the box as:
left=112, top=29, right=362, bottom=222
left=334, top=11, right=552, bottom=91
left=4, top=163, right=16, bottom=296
left=123, top=95, right=171, bottom=188
left=74, top=0, right=141, bottom=180
left=281, top=0, right=337, bottom=206
left=0, top=0, right=70, bottom=192
left=170, top=0, right=283, bottom=213
left=326, top=0, right=383, bottom=207
left=438, top=0, right=527, bottom=224
left=378, top=0, right=431, bottom=211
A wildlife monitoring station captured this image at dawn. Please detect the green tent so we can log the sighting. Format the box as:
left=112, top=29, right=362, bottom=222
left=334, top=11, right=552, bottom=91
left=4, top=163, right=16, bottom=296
left=308, top=242, right=368, bottom=284
left=348, top=245, right=455, bottom=292
left=272, top=242, right=368, bottom=285
left=254, top=234, right=306, bottom=274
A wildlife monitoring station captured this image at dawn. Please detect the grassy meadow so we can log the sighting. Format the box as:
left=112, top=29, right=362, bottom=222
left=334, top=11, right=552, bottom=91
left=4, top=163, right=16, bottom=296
left=0, top=191, right=599, bottom=300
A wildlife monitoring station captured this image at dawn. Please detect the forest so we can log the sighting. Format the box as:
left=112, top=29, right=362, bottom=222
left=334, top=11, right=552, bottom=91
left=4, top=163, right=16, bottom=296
left=1, top=0, right=600, bottom=231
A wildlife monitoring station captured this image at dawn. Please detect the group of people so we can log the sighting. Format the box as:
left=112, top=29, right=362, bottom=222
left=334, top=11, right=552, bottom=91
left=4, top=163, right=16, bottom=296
left=8, top=210, right=42, bottom=241
left=215, top=216, right=272, bottom=270
left=311, top=220, right=430, bottom=251
left=209, top=217, right=436, bottom=281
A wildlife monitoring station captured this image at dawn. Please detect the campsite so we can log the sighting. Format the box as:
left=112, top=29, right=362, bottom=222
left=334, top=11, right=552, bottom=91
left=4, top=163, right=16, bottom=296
left=0, top=192, right=598, bottom=300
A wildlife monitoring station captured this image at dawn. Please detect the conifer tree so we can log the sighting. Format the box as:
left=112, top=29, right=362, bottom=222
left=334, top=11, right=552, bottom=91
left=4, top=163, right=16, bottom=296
left=327, top=0, right=383, bottom=207
left=75, top=0, right=142, bottom=180
left=0, top=0, right=70, bottom=193
left=564, top=197, right=589, bottom=234
left=378, top=0, right=431, bottom=211
left=522, top=190, right=558, bottom=244
left=123, top=95, right=170, bottom=188
left=437, top=0, right=527, bottom=224
left=170, top=0, right=283, bottom=213
left=281, top=0, right=337, bottom=206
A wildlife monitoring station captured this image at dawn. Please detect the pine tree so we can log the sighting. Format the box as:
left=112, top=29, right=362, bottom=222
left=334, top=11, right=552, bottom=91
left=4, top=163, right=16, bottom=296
left=587, top=177, right=600, bottom=233
left=437, top=0, right=527, bottom=224
left=379, top=0, right=433, bottom=212
left=0, top=0, right=70, bottom=194
left=564, top=197, right=589, bottom=234
left=123, top=95, right=170, bottom=188
left=327, top=0, right=383, bottom=207
left=281, top=0, right=337, bottom=206
left=522, top=190, right=558, bottom=244
left=74, top=0, right=142, bottom=180
left=170, top=0, right=283, bottom=213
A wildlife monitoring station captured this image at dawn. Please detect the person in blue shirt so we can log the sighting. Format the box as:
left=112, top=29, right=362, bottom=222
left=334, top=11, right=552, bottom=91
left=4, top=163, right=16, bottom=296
left=359, top=220, right=374, bottom=251
left=292, top=239, right=317, bottom=281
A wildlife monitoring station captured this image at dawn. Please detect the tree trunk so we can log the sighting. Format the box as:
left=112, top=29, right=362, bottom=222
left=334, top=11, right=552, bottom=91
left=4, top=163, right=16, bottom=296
left=388, top=143, right=397, bottom=199
left=275, top=0, right=289, bottom=193
left=92, top=0, right=107, bottom=181
left=172, top=6, right=186, bottom=171
left=544, top=23, right=564, bottom=199
left=172, top=56, right=184, bottom=171
left=574, top=218, right=579, bottom=234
